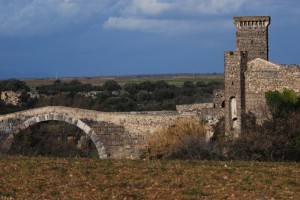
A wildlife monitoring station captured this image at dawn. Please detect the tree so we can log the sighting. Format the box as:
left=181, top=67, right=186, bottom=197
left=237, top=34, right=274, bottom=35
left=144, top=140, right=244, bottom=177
left=182, top=81, right=195, bottom=88
left=136, top=90, right=151, bottom=102
left=124, top=82, right=139, bottom=95
left=138, top=80, right=155, bottom=91
left=102, top=80, right=121, bottom=91
left=0, top=79, right=30, bottom=92
left=155, top=80, right=169, bottom=89
left=102, top=97, right=135, bottom=111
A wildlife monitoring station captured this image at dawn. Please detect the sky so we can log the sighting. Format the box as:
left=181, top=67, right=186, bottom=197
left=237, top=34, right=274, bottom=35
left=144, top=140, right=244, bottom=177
left=0, top=0, right=299, bottom=79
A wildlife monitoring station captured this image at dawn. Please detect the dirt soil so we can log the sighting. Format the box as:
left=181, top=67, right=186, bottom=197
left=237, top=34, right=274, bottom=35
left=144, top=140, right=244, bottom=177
left=0, top=156, right=299, bottom=199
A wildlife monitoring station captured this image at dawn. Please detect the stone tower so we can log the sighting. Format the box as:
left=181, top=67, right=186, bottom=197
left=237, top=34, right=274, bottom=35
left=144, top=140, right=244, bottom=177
left=224, top=51, right=248, bottom=137
left=234, top=16, right=270, bottom=61
left=224, top=16, right=271, bottom=137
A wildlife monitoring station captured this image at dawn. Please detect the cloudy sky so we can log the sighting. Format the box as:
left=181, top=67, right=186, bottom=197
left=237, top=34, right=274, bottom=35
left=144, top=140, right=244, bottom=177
left=0, top=0, right=299, bottom=78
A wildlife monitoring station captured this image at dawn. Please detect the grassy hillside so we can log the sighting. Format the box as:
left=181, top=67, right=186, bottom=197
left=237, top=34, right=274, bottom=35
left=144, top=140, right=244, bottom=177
left=0, top=156, right=299, bottom=199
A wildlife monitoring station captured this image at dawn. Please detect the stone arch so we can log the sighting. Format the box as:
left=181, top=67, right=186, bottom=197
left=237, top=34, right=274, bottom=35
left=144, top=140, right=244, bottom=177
left=4, top=113, right=106, bottom=159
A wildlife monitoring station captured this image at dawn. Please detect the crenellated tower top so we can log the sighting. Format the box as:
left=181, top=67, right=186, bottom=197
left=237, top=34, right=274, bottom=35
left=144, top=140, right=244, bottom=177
left=234, top=16, right=270, bottom=61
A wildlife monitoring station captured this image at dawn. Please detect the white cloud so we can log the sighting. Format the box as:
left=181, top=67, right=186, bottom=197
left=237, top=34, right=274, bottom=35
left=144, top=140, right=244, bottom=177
left=0, top=0, right=296, bottom=36
left=103, top=17, right=231, bottom=34
left=0, top=0, right=112, bottom=36
left=123, top=0, right=174, bottom=15
left=121, top=0, right=246, bottom=16
left=103, top=0, right=246, bottom=33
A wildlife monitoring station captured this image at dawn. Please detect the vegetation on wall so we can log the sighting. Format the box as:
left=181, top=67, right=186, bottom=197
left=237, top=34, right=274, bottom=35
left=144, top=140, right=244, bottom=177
left=0, top=79, right=36, bottom=114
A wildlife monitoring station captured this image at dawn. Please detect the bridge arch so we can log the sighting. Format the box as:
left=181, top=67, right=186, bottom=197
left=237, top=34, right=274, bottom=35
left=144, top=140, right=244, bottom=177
left=4, top=113, right=106, bottom=159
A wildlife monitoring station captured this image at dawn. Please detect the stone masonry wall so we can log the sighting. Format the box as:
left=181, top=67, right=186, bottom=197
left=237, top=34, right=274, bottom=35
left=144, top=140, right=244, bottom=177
left=176, top=103, right=214, bottom=112
left=234, top=16, right=270, bottom=61
left=0, top=106, right=200, bottom=159
left=224, top=51, right=247, bottom=137
left=244, top=59, right=300, bottom=122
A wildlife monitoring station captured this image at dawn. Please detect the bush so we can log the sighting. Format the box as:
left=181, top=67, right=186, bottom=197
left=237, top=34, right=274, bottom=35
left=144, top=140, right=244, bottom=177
left=167, top=135, right=217, bottom=160
left=228, top=110, right=300, bottom=161
left=102, top=80, right=121, bottom=91
left=136, top=90, right=151, bottom=102
left=102, top=97, right=135, bottom=111
left=143, top=119, right=209, bottom=159
left=265, top=88, right=298, bottom=115
left=0, top=79, right=30, bottom=92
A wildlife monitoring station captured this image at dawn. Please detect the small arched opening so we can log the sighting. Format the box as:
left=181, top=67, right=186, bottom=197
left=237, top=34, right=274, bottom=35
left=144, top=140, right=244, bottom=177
left=229, top=97, right=238, bottom=129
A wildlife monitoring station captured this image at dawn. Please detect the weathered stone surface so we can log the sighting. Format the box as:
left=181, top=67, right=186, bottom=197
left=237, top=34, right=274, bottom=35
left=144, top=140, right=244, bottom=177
left=176, top=103, right=214, bottom=113
left=234, top=16, right=270, bottom=61
left=224, top=51, right=247, bottom=137
left=224, top=16, right=300, bottom=136
left=0, top=106, right=200, bottom=159
left=245, top=59, right=300, bottom=121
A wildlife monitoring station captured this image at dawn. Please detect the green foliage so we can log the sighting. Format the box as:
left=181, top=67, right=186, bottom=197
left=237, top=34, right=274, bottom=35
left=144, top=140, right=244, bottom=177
left=265, top=89, right=298, bottom=113
left=0, top=79, right=30, bottom=92
left=102, top=97, right=135, bottom=112
left=155, top=80, right=169, bottom=89
left=0, top=78, right=223, bottom=113
left=182, top=81, right=195, bottom=88
left=123, top=82, right=139, bottom=95
left=152, top=88, right=175, bottom=101
left=138, top=80, right=155, bottom=91
left=102, top=80, right=121, bottom=91
left=136, top=90, right=151, bottom=102
left=36, top=79, right=101, bottom=95
left=227, top=89, right=300, bottom=161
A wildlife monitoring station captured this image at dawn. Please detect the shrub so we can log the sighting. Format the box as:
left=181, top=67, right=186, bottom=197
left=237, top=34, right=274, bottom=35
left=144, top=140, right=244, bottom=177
left=265, top=88, right=298, bottom=114
left=102, top=80, right=121, bottom=91
left=143, top=119, right=209, bottom=159
left=228, top=110, right=300, bottom=161
left=0, top=79, right=30, bottom=92
left=167, top=135, right=217, bottom=160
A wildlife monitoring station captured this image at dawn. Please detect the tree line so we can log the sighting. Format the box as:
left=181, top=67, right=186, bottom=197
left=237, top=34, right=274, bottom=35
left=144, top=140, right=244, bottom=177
left=0, top=78, right=223, bottom=114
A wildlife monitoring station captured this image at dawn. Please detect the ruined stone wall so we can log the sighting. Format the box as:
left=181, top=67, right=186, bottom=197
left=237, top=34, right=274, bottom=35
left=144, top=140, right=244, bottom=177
left=176, top=103, right=214, bottom=112
left=234, top=16, right=270, bottom=61
left=0, top=106, right=200, bottom=158
left=213, top=89, right=225, bottom=108
left=245, top=59, right=300, bottom=121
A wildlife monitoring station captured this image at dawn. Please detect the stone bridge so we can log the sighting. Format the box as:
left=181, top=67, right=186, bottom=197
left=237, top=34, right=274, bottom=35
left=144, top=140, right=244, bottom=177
left=0, top=106, right=200, bottom=159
